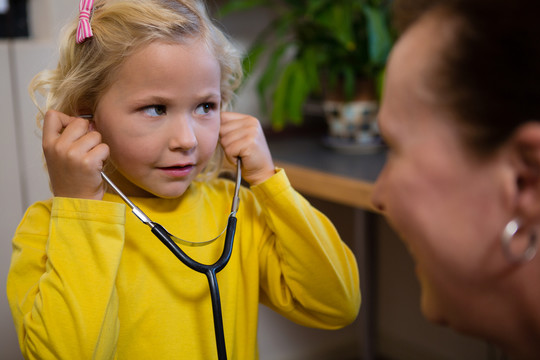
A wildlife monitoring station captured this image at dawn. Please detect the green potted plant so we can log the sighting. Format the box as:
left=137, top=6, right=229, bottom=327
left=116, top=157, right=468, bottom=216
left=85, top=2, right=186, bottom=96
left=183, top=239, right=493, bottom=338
left=220, top=0, right=394, bottom=149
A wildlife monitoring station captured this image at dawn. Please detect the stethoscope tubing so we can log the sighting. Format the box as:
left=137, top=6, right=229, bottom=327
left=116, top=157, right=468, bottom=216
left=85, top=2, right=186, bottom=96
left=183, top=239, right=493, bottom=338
left=114, top=159, right=241, bottom=360
left=150, top=216, right=236, bottom=360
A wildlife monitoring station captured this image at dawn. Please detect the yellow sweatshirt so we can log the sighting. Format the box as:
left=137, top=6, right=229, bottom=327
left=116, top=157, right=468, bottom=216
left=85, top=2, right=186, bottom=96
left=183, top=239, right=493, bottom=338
left=7, top=169, right=360, bottom=359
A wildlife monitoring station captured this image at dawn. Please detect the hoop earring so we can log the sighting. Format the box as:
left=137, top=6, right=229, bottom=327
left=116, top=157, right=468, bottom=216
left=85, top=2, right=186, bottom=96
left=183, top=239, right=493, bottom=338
left=501, top=219, right=538, bottom=263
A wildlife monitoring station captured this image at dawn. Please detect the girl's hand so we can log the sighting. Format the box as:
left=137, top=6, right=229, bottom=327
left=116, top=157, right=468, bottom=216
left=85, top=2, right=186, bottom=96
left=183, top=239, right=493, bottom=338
left=220, top=112, right=275, bottom=186
left=42, top=110, right=109, bottom=200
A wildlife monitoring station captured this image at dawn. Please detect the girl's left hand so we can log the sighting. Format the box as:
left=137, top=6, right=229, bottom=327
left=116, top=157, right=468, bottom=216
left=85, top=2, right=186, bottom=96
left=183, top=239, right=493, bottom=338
left=220, top=112, right=275, bottom=185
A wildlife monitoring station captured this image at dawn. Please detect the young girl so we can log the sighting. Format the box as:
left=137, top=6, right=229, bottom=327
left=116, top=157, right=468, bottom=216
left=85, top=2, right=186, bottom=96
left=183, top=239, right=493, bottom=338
left=7, top=0, right=360, bottom=359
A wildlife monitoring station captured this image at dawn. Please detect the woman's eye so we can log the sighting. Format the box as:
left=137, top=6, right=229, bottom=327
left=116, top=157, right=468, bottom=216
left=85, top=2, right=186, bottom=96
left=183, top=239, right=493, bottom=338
left=143, top=105, right=166, bottom=117
left=195, top=103, right=216, bottom=115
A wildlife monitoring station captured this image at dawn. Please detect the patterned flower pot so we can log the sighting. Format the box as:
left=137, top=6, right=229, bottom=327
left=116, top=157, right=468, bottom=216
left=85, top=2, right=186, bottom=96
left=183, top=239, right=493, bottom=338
left=322, top=99, right=383, bottom=153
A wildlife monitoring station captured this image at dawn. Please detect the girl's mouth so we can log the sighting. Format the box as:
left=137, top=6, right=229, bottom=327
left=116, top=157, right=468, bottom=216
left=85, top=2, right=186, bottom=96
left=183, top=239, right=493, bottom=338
left=158, top=164, right=194, bottom=177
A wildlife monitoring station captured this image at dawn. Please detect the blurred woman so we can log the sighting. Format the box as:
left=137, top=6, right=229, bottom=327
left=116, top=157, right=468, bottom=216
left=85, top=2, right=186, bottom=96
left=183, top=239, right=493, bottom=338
left=372, top=0, right=540, bottom=358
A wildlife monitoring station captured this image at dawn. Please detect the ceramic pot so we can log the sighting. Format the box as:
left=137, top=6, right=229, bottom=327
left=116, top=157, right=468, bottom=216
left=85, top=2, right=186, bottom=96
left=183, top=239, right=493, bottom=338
left=322, top=99, right=382, bottom=152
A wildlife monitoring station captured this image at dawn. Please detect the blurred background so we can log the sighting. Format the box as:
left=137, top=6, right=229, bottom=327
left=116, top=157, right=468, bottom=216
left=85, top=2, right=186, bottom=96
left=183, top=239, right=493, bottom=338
left=0, top=0, right=503, bottom=359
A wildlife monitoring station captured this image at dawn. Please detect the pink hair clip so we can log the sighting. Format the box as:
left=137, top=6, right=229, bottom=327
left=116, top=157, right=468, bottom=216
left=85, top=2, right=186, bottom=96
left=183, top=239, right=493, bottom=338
left=76, top=0, right=95, bottom=44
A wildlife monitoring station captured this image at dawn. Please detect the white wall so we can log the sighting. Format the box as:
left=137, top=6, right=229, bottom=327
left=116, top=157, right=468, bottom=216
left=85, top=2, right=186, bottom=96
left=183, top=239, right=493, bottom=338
left=1, top=41, right=25, bottom=360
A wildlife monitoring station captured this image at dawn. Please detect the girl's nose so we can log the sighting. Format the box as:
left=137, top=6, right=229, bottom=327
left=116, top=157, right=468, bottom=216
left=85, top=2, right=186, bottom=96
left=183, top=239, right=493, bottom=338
left=168, top=116, right=198, bottom=151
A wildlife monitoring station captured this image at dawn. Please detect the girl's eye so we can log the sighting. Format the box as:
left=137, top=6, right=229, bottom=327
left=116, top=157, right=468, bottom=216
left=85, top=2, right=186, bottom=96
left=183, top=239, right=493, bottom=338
left=195, top=102, right=216, bottom=115
left=143, top=105, right=166, bottom=117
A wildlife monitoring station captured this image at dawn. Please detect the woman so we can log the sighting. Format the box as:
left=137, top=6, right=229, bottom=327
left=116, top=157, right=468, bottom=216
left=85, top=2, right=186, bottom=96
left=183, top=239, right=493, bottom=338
left=372, top=0, right=540, bottom=358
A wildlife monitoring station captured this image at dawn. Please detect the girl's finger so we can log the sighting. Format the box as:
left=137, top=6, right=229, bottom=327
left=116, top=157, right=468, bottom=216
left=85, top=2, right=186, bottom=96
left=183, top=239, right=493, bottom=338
left=70, top=131, right=104, bottom=156
left=56, top=118, right=92, bottom=144
left=42, top=110, right=74, bottom=144
left=43, top=111, right=90, bottom=148
left=86, top=143, right=110, bottom=170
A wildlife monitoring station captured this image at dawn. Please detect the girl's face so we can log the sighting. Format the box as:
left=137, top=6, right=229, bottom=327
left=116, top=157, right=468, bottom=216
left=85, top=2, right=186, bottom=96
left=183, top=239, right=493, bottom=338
left=94, top=39, right=221, bottom=198
left=372, top=16, right=516, bottom=331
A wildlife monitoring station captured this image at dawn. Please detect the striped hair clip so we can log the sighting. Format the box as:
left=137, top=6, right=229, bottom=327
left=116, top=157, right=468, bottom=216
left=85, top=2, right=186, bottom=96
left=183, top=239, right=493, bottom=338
left=76, top=0, right=95, bottom=44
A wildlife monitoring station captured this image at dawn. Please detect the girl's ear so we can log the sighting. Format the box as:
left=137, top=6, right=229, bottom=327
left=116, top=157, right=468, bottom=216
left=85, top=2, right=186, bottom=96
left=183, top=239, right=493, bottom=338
left=510, top=122, right=540, bottom=225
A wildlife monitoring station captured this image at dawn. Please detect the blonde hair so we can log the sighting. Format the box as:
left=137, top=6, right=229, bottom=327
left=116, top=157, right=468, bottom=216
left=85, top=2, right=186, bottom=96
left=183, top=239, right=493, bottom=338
left=30, top=0, right=243, bottom=178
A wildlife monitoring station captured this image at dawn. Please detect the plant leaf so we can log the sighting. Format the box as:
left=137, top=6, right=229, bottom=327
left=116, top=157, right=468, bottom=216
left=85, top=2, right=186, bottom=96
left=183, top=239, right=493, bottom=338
left=363, top=5, right=392, bottom=65
left=301, top=48, right=321, bottom=92
left=271, top=61, right=298, bottom=130
left=342, top=65, right=356, bottom=100
left=257, top=42, right=291, bottom=99
left=286, top=61, right=309, bottom=125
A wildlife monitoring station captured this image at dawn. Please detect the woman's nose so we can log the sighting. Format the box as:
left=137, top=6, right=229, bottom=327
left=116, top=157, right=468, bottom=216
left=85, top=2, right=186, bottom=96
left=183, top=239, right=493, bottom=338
left=371, top=173, right=386, bottom=213
left=168, top=116, right=198, bottom=151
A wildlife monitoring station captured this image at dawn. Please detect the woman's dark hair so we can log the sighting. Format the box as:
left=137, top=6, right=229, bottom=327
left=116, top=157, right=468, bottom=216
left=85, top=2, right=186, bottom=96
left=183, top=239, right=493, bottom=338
left=393, top=0, right=540, bottom=156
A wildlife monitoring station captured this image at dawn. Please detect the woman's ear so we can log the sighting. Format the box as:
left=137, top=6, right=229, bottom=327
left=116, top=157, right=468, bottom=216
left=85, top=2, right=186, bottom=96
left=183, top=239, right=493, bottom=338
left=510, top=121, right=540, bottom=224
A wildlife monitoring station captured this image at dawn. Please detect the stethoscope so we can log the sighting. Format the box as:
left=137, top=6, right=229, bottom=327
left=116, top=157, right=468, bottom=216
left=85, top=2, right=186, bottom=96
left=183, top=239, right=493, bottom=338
left=80, top=115, right=240, bottom=360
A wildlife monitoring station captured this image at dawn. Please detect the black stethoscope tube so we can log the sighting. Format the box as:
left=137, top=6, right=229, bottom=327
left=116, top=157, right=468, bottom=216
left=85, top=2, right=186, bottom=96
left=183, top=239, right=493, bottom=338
left=150, top=216, right=236, bottom=360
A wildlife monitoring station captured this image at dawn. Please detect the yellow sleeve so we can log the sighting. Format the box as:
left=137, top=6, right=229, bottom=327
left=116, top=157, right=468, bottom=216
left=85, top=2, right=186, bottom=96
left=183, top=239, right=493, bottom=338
left=251, top=169, right=361, bottom=329
left=7, top=197, right=126, bottom=360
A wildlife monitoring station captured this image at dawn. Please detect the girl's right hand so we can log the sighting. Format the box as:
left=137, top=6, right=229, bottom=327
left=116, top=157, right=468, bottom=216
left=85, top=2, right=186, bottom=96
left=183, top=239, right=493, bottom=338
left=42, top=110, right=109, bottom=200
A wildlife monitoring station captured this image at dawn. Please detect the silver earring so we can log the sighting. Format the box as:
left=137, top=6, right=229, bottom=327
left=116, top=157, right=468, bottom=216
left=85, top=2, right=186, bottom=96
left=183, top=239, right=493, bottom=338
left=501, top=219, right=538, bottom=263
